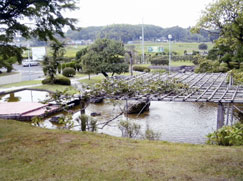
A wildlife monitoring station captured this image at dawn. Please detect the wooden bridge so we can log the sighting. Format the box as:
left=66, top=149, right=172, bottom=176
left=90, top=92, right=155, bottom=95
left=110, top=72, right=243, bottom=129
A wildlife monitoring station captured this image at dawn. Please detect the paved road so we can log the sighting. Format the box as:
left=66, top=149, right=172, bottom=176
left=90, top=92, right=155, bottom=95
left=13, top=64, right=44, bottom=81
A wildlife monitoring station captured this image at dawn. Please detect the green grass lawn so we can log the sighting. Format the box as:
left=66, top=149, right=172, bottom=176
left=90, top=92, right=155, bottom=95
left=32, top=84, right=78, bottom=94
left=0, top=119, right=242, bottom=180
left=0, top=80, right=42, bottom=88
left=134, top=61, right=194, bottom=68
left=79, top=75, right=106, bottom=85
left=45, top=45, right=87, bottom=58
left=171, top=60, right=194, bottom=66
left=131, top=42, right=214, bottom=55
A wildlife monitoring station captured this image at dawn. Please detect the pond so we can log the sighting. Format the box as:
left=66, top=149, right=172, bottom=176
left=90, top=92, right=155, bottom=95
left=0, top=90, right=239, bottom=144
left=0, top=90, right=50, bottom=103
left=41, top=100, right=222, bottom=144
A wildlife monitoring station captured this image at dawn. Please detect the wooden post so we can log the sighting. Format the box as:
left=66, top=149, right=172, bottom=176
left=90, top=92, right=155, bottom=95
left=80, top=98, right=86, bottom=115
left=217, top=102, right=225, bottom=129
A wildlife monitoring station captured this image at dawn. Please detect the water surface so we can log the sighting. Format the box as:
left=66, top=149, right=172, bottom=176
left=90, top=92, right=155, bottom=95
left=43, top=100, right=218, bottom=144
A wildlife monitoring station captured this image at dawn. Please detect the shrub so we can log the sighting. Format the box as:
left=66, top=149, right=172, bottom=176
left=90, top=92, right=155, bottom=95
left=151, top=57, right=169, bottom=65
left=195, top=57, right=228, bottom=73
left=144, top=126, right=161, bottom=140
left=240, top=63, right=243, bottom=70
left=42, top=76, right=71, bottom=85
left=55, top=76, right=71, bottom=85
left=76, top=63, right=82, bottom=72
left=118, top=120, right=141, bottom=138
left=133, top=65, right=150, bottom=72
left=207, top=123, right=243, bottom=146
left=62, top=67, right=76, bottom=77
left=194, top=59, right=214, bottom=73
left=219, top=62, right=229, bottom=72
left=231, top=69, right=243, bottom=85
left=61, top=63, right=66, bottom=70
left=229, top=61, right=240, bottom=69
left=198, top=43, right=208, bottom=50
left=192, top=50, right=200, bottom=55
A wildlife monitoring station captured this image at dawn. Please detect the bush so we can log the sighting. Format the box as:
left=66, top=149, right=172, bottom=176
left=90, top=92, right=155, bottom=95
left=75, top=63, right=82, bottom=72
left=229, top=61, right=240, bottom=69
left=240, top=63, right=243, bottom=70
left=207, top=123, right=243, bottom=146
left=195, top=57, right=227, bottom=73
left=62, top=67, right=76, bottom=77
left=194, top=59, right=214, bottom=73
left=42, top=76, right=71, bottom=85
left=198, top=43, right=208, bottom=50
left=192, top=50, right=200, bottom=55
left=133, top=65, right=150, bottom=72
left=219, top=62, right=229, bottom=72
left=151, top=57, right=169, bottom=65
left=61, top=63, right=66, bottom=70
left=118, top=120, right=141, bottom=138
left=231, top=69, right=243, bottom=85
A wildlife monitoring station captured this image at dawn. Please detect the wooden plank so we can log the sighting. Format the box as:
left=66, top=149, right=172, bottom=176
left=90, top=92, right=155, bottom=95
left=207, top=73, right=227, bottom=101
left=231, top=86, right=239, bottom=102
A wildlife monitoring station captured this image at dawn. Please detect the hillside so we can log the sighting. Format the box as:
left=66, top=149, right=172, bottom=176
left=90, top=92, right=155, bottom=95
left=0, top=119, right=242, bottom=180
left=66, top=24, right=219, bottom=43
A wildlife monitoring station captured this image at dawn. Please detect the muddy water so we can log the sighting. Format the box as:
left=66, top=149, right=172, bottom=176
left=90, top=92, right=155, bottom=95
left=0, top=90, right=235, bottom=144
left=43, top=100, right=218, bottom=144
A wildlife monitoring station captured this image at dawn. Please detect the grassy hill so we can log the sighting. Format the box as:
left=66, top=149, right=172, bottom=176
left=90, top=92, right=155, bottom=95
left=0, top=119, right=242, bottom=180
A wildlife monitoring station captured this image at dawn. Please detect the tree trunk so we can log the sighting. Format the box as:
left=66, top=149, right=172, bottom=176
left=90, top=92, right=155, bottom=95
left=101, top=71, right=109, bottom=78
left=80, top=100, right=85, bottom=115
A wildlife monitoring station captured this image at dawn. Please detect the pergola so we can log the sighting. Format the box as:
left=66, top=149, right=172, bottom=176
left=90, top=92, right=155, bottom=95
left=103, top=72, right=243, bottom=129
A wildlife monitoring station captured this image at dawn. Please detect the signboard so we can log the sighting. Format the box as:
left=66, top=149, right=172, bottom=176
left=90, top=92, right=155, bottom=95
left=31, top=47, right=46, bottom=61
left=148, top=46, right=164, bottom=53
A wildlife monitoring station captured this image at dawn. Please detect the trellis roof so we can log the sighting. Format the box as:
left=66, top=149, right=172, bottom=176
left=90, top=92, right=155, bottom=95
left=111, top=72, right=243, bottom=103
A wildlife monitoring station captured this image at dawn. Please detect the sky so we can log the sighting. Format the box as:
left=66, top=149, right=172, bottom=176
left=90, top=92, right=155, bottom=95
left=65, top=0, right=215, bottom=28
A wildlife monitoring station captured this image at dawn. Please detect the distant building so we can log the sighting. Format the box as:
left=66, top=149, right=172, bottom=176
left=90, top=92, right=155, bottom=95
left=67, top=40, right=94, bottom=45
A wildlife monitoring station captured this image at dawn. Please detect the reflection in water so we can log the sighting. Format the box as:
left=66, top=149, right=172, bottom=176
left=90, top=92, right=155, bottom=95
left=6, top=93, right=21, bottom=102
left=43, top=100, right=218, bottom=144
left=0, top=90, right=50, bottom=103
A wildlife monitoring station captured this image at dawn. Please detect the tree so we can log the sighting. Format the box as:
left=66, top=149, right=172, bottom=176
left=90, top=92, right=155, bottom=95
left=0, top=0, right=78, bottom=72
left=81, top=39, right=129, bottom=78
left=42, top=41, right=66, bottom=83
left=192, top=0, right=243, bottom=68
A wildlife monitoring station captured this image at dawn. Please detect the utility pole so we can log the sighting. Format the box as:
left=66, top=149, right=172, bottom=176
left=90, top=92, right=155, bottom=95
left=168, top=34, right=172, bottom=74
left=141, top=19, right=144, bottom=64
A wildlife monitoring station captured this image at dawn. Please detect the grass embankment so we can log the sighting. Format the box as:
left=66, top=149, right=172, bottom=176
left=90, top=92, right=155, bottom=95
left=134, top=61, right=194, bottom=68
left=132, top=42, right=214, bottom=55
left=0, top=119, right=242, bottom=180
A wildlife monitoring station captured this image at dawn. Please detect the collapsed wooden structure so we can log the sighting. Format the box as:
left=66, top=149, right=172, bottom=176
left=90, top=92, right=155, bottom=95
left=110, top=72, right=243, bottom=129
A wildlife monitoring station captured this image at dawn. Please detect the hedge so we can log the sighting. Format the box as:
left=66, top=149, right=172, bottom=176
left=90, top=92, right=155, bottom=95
left=133, top=66, right=150, bottom=72
left=42, top=76, right=71, bottom=85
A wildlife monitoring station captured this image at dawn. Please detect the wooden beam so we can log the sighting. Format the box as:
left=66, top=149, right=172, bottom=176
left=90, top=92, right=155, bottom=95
left=217, top=102, right=225, bottom=129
